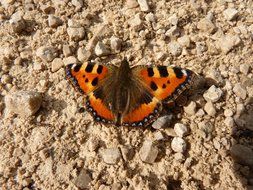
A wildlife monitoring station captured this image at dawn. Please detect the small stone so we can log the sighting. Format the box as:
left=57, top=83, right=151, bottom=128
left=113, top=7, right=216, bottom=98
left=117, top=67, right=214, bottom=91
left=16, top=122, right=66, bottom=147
left=198, top=121, right=214, bottom=139
left=5, top=91, right=42, bottom=117
left=63, top=45, right=72, bottom=57
left=67, top=27, right=85, bottom=41
left=203, top=85, right=223, bottom=103
left=233, top=83, right=247, bottom=99
left=174, top=152, right=185, bottom=162
left=240, top=64, right=250, bottom=75
left=196, top=42, right=207, bottom=55
left=197, top=18, right=216, bottom=34
left=177, top=35, right=191, bottom=48
left=1, top=0, right=15, bottom=7
left=139, top=140, right=158, bottom=163
left=174, top=123, right=188, bottom=137
left=154, top=131, right=164, bottom=141
left=77, top=47, right=91, bottom=62
left=223, top=8, right=238, bottom=21
left=196, top=108, right=205, bottom=117
left=1, top=74, right=12, bottom=84
left=36, top=46, right=58, bottom=62
left=168, top=14, right=178, bottom=26
left=171, top=137, right=187, bottom=153
left=33, top=62, right=44, bottom=71
left=165, top=26, right=180, bottom=38
left=129, top=13, right=143, bottom=31
left=204, top=101, right=216, bottom=116
left=218, top=34, right=241, bottom=54
left=224, top=116, right=234, bottom=127
left=126, top=0, right=139, bottom=9
left=48, top=15, right=62, bottom=28
left=110, top=37, right=122, bottom=53
left=10, top=11, right=26, bottom=34
left=101, top=148, right=121, bottom=164
left=87, top=137, right=100, bottom=152
left=95, top=42, right=110, bottom=56
left=72, top=0, right=84, bottom=9
left=169, top=41, right=182, bottom=56
left=230, top=144, right=253, bottom=166
left=22, top=178, right=32, bottom=187
left=63, top=56, right=78, bottom=66
left=51, top=58, right=64, bottom=72
left=73, top=169, right=92, bottom=189
left=145, top=13, right=156, bottom=22
left=137, top=0, right=150, bottom=12
left=224, top=109, right=233, bottom=117
left=165, top=128, right=177, bottom=137
left=120, top=146, right=134, bottom=160
left=184, top=101, right=197, bottom=115
left=207, top=69, right=224, bottom=85
left=152, top=115, right=173, bottom=129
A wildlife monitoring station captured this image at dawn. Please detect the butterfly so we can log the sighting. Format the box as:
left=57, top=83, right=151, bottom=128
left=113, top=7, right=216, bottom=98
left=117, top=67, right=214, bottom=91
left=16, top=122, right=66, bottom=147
left=66, top=59, right=195, bottom=127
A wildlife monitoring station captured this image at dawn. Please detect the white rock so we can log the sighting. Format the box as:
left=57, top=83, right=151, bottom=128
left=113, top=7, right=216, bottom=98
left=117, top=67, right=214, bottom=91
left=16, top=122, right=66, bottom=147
left=110, top=37, right=122, bottom=53
left=168, top=14, right=178, bottom=26
left=152, top=115, right=173, bottom=129
left=139, top=140, right=158, bottom=163
left=120, top=146, right=134, bottom=160
left=72, top=0, right=84, bottom=8
left=177, top=35, right=191, bottom=48
left=95, top=42, right=110, bottom=56
left=233, top=83, right=247, bottom=99
left=62, top=45, right=72, bottom=57
left=48, top=15, right=62, bottom=28
left=101, top=148, right=121, bottom=164
left=73, top=169, right=92, bottom=189
left=240, top=64, right=250, bottom=75
left=224, top=117, right=234, bottom=127
left=224, top=109, right=233, bottom=117
left=129, top=13, right=143, bottom=31
left=51, top=58, right=64, bottom=72
left=1, top=74, right=12, bottom=84
left=165, top=26, right=180, bottom=38
left=218, top=34, right=241, bottom=54
left=203, top=85, right=223, bottom=103
left=171, top=137, right=187, bottom=153
left=126, top=0, right=139, bottom=8
left=77, top=47, right=91, bottom=62
left=67, top=27, right=85, bottom=41
left=5, top=91, right=42, bottom=117
left=223, top=8, right=238, bottom=21
left=174, top=152, right=185, bottom=162
left=196, top=42, right=207, bottom=55
left=63, top=56, right=78, bottom=66
left=154, top=131, right=164, bottom=141
left=174, top=123, right=188, bottom=137
left=145, top=13, right=156, bottom=22
left=169, top=41, right=182, bottom=56
left=36, top=46, right=58, bottom=62
left=184, top=101, right=197, bottom=115
left=204, top=101, right=216, bottom=116
left=137, top=0, right=150, bottom=12
left=207, top=69, right=224, bottom=85
left=197, top=18, right=216, bottom=34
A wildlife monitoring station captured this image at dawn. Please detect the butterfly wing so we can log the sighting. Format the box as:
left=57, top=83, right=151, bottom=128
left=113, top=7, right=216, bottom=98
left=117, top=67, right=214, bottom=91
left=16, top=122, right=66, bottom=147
left=133, top=65, right=195, bottom=103
left=66, top=62, right=116, bottom=123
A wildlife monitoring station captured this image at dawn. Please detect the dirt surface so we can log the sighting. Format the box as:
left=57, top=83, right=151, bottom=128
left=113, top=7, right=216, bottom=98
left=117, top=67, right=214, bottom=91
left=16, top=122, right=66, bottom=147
left=0, top=0, right=253, bottom=189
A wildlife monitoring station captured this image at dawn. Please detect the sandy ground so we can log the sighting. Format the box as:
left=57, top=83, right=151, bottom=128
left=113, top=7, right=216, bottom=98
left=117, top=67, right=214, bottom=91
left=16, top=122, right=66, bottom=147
left=0, top=0, right=253, bottom=189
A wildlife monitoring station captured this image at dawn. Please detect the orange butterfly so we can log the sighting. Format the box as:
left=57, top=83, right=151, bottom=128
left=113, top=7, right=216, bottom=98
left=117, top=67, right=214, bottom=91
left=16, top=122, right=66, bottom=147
left=66, top=59, right=195, bottom=127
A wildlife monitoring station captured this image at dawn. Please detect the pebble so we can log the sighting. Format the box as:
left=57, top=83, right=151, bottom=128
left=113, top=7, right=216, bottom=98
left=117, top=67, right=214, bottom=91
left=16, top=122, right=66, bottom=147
left=120, top=146, right=134, bottom=160
left=239, top=64, right=250, bottom=75
left=168, top=14, right=178, bottom=26
left=203, top=85, right=223, bottom=103
left=154, top=131, right=164, bottom=141
left=198, top=121, right=214, bottom=139
left=5, top=91, right=42, bottom=117
left=87, top=137, right=100, bottom=152
left=62, top=45, right=72, bottom=57
left=184, top=101, right=197, bottom=115
left=72, top=0, right=84, bottom=9
left=101, top=148, right=121, bottom=164
left=63, top=56, right=79, bottom=66
left=177, top=35, right=191, bottom=48
left=137, top=0, right=150, bottom=12
left=48, top=15, right=62, bottom=28
left=230, top=144, right=253, bottom=166
left=224, top=109, right=233, bottom=117
left=169, top=41, right=182, bottom=56
left=174, top=123, right=188, bottom=137
left=196, top=42, right=207, bottom=55
left=174, top=152, right=185, bottom=162
left=36, top=46, right=58, bottom=62
left=171, top=137, right=187, bottom=153
left=145, top=13, right=156, bottom=23
left=10, top=11, right=26, bottom=34
left=218, top=34, right=241, bottom=54
left=233, top=83, right=247, bottom=99
left=207, top=69, right=224, bottom=85
left=51, top=58, right=64, bottom=72
left=224, top=116, right=234, bottom=127
left=129, top=13, right=143, bottom=31
left=110, top=36, right=122, bottom=53
left=204, top=101, right=216, bottom=116
left=165, top=26, right=180, bottom=38
left=95, top=42, right=110, bottom=56
left=73, top=169, right=92, bottom=189
left=197, top=18, right=216, bottom=34
left=223, top=8, right=238, bottom=21
left=139, top=140, right=158, bottom=163
left=77, top=47, right=91, bottom=62
left=152, top=115, right=173, bottom=129
left=67, top=27, right=85, bottom=41
left=126, top=0, right=139, bottom=9
left=1, top=74, right=12, bottom=84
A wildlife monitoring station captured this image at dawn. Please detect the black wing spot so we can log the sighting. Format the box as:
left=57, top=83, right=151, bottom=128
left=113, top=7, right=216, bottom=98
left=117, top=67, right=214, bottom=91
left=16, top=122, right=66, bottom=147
left=173, top=67, right=184, bottom=79
left=74, top=64, right=82, bottom=72
left=85, top=78, right=89, bottom=83
left=162, top=84, right=166, bottom=89
left=85, top=63, right=94, bottom=73
left=91, top=77, right=98, bottom=86
left=97, top=65, right=103, bottom=74
left=147, top=68, right=154, bottom=77
left=167, top=80, right=170, bottom=84
left=158, top=66, right=169, bottom=77
left=150, top=81, right=158, bottom=91
left=83, top=75, right=86, bottom=78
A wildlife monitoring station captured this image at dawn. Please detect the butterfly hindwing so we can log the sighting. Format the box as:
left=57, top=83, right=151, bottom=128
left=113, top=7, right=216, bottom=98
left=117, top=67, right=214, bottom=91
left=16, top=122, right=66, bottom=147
left=133, top=65, right=195, bottom=103
left=66, top=62, right=108, bottom=94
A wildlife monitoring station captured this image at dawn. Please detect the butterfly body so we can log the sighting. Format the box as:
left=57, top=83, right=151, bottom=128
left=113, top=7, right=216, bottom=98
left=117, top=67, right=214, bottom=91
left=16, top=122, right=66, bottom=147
left=66, top=59, right=195, bottom=127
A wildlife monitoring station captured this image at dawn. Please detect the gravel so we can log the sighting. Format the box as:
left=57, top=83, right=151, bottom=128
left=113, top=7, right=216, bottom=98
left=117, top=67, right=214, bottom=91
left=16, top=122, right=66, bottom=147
left=152, top=115, right=173, bottom=129
left=139, top=140, right=159, bottom=163
left=203, top=85, right=223, bottom=103
left=174, top=123, right=188, bottom=137
left=101, top=148, right=121, bottom=164
left=171, top=137, right=187, bottom=153
left=233, top=83, right=247, bottom=99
